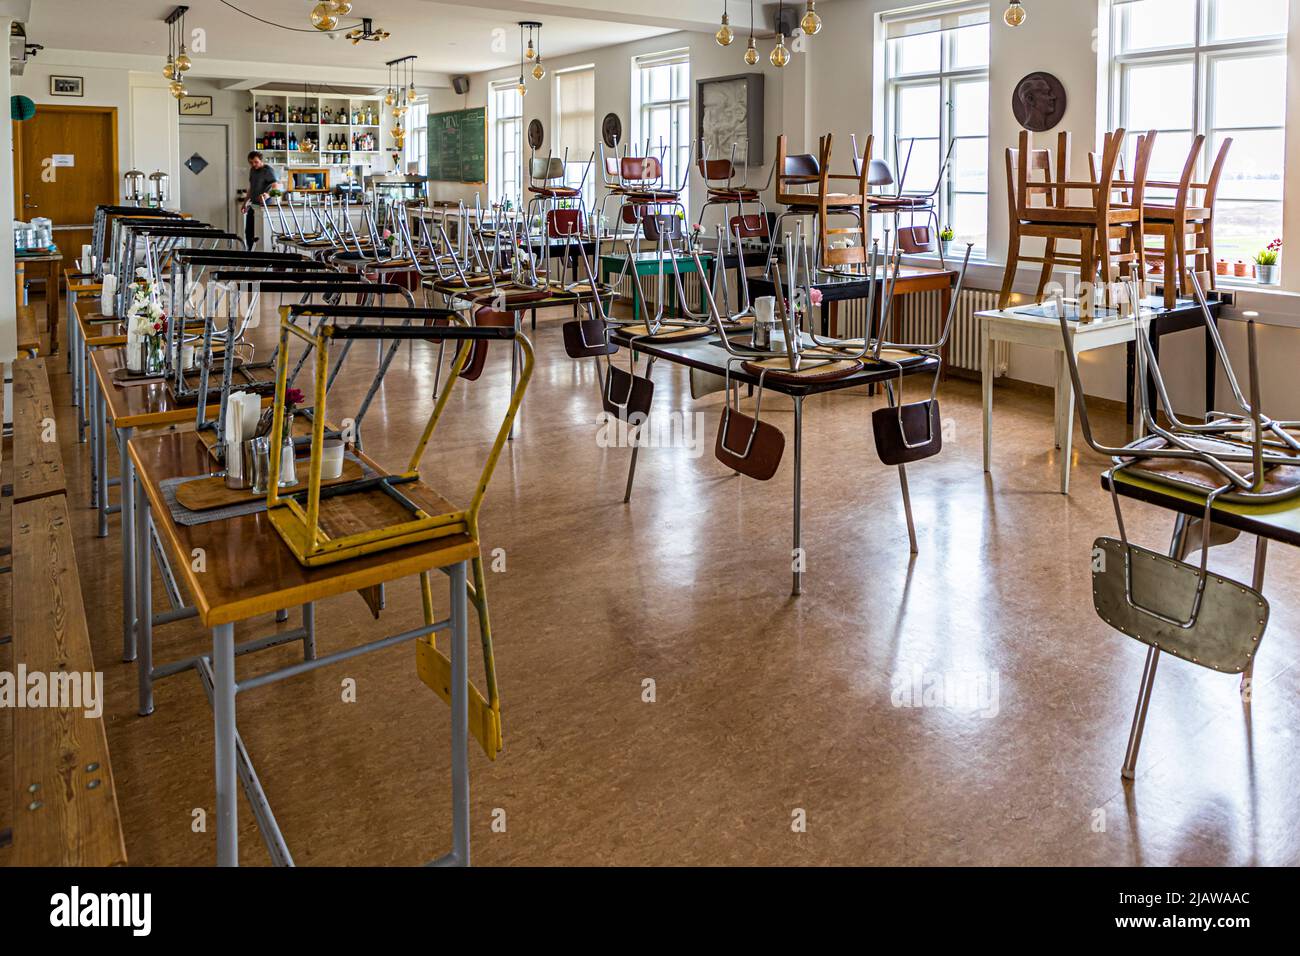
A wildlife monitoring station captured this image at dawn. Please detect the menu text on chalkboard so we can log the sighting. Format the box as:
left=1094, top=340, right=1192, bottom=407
left=427, top=107, right=487, bottom=184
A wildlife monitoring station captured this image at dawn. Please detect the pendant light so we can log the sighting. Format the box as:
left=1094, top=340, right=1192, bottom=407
left=770, top=1, right=790, bottom=68
left=743, top=0, right=759, bottom=65
left=1003, top=1, right=1027, bottom=27
left=800, top=2, right=822, bottom=36
left=310, top=2, right=339, bottom=32
left=716, top=1, right=735, bottom=46
left=531, top=25, right=546, bottom=81
left=175, top=8, right=192, bottom=73
left=162, top=9, right=186, bottom=99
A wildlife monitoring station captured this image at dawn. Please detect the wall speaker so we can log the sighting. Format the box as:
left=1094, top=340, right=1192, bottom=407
left=452, top=75, right=470, bottom=95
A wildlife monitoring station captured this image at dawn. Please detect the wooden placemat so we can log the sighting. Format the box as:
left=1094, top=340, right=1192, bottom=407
left=174, top=456, right=364, bottom=512
left=741, top=357, right=864, bottom=382
left=619, top=322, right=714, bottom=342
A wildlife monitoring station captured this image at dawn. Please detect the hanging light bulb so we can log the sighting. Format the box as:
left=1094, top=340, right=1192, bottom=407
left=532, top=57, right=546, bottom=81
left=716, top=9, right=735, bottom=47
left=331, top=0, right=353, bottom=14
left=744, top=36, right=759, bottom=65
left=518, top=76, right=528, bottom=96
left=770, top=33, right=790, bottom=67
left=407, top=82, right=418, bottom=103
left=163, top=56, right=175, bottom=80
left=169, top=79, right=186, bottom=98
left=1003, top=1, right=1026, bottom=27
left=176, top=46, right=192, bottom=72
left=384, top=88, right=395, bottom=106
left=310, top=2, right=339, bottom=31
left=800, top=2, right=822, bottom=36
left=525, top=37, right=536, bottom=60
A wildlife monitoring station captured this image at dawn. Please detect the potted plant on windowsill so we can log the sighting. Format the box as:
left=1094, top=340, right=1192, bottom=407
left=939, top=224, right=955, bottom=258
left=1254, top=239, right=1281, bottom=285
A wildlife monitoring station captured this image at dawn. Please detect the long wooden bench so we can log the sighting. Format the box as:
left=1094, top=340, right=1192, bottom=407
left=9, top=495, right=126, bottom=865
left=3, top=358, right=125, bottom=865
left=10, top=358, right=67, bottom=505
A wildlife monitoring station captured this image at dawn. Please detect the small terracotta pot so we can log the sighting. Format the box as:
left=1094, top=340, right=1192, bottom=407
left=1234, top=261, right=1250, bottom=277
left=1215, top=260, right=1230, bottom=276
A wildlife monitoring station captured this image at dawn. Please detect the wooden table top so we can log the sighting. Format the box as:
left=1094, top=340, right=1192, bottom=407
left=129, top=430, right=478, bottom=627
left=1106, top=467, right=1300, bottom=549
left=15, top=250, right=63, bottom=265
left=64, top=268, right=102, bottom=293
left=90, top=346, right=222, bottom=430
left=75, top=297, right=124, bottom=340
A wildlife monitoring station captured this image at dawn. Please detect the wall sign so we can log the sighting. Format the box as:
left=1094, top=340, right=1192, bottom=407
left=1012, top=72, right=1067, bottom=132
left=179, top=94, right=214, bottom=116
left=49, top=75, right=84, bottom=97
left=51, top=154, right=75, bottom=167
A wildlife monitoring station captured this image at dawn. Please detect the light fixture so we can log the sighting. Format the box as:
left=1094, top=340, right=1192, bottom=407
left=162, top=7, right=190, bottom=99
left=744, top=0, right=758, bottom=64
left=771, top=1, right=790, bottom=67
left=331, top=0, right=353, bottom=14
left=800, top=1, right=822, bottom=36
left=716, top=1, right=735, bottom=46
left=386, top=55, right=418, bottom=148
left=310, top=2, right=338, bottom=31
left=407, top=82, right=418, bottom=103
left=346, top=18, right=390, bottom=43
left=517, top=21, right=541, bottom=95
left=1004, top=1, right=1026, bottom=27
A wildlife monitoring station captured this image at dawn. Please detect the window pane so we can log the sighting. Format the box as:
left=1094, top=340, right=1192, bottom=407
left=950, top=192, right=986, bottom=249
left=896, top=84, right=939, bottom=138
left=1120, top=0, right=1195, bottom=52
left=951, top=80, right=988, bottom=136
left=1208, top=0, right=1286, bottom=43
left=893, top=33, right=940, bottom=75
left=899, top=137, right=939, bottom=193
left=1214, top=200, right=1283, bottom=263
left=1211, top=55, right=1286, bottom=129
left=951, top=137, right=987, bottom=193
left=1213, top=129, right=1283, bottom=201
left=950, top=23, right=989, bottom=70
left=1125, top=61, right=1194, bottom=129
left=1135, top=131, right=1195, bottom=202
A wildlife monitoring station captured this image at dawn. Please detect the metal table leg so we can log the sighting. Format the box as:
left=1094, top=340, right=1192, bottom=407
left=302, top=602, right=317, bottom=661
left=792, top=395, right=803, bottom=595
left=213, top=621, right=238, bottom=866
left=1121, top=514, right=1190, bottom=780
left=430, top=559, right=470, bottom=867
left=136, top=479, right=155, bottom=716
left=1242, top=537, right=1268, bottom=695
left=120, top=424, right=136, bottom=662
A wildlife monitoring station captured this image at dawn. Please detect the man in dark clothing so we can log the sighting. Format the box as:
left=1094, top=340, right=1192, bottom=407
left=242, top=151, right=281, bottom=249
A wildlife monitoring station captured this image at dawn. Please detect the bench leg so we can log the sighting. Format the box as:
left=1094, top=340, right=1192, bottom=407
left=302, top=602, right=317, bottom=661
left=213, top=621, right=238, bottom=866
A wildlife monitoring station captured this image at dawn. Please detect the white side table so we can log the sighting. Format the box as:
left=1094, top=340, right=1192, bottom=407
left=979, top=304, right=1149, bottom=494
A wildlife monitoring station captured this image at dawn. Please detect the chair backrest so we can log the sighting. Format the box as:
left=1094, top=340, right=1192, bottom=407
left=1202, top=136, right=1233, bottom=210
left=547, top=207, right=584, bottom=238
left=730, top=213, right=768, bottom=240
left=775, top=134, right=820, bottom=205
left=530, top=155, right=565, bottom=183
left=642, top=212, right=683, bottom=243
left=621, top=155, right=661, bottom=184
left=1014, top=130, right=1071, bottom=217
left=698, top=158, right=735, bottom=182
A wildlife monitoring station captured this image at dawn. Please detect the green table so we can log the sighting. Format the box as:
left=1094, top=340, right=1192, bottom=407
left=600, top=251, right=715, bottom=322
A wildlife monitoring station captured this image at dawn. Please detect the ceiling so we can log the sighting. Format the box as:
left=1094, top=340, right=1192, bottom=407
left=22, top=0, right=749, bottom=79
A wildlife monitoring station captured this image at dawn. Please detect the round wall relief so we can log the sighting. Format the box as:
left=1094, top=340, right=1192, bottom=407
left=1012, top=72, right=1067, bottom=132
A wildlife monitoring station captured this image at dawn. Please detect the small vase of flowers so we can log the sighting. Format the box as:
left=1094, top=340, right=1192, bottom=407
left=1254, top=239, right=1281, bottom=285
left=126, top=269, right=167, bottom=375
left=939, top=224, right=955, bottom=258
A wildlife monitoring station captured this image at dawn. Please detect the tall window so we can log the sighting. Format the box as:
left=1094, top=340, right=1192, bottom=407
left=556, top=66, right=596, bottom=209
left=489, top=80, right=523, bottom=209
left=403, top=99, right=429, bottom=175
left=881, top=4, right=990, bottom=253
left=1110, top=0, right=1288, bottom=263
left=633, top=50, right=690, bottom=215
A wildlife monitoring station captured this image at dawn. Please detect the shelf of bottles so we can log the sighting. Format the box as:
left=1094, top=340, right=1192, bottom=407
left=250, top=92, right=387, bottom=175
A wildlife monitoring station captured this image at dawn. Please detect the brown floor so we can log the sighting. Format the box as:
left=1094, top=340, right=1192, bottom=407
left=9, top=292, right=1300, bottom=866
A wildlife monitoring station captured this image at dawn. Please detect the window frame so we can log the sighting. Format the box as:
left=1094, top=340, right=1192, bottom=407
left=632, top=49, right=691, bottom=218
left=1108, top=0, right=1287, bottom=269
left=881, top=7, right=990, bottom=255
left=403, top=97, right=429, bottom=176
left=488, top=79, right=524, bottom=210
left=553, top=64, right=596, bottom=211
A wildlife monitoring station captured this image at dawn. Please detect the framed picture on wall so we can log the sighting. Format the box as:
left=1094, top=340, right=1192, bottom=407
left=696, top=73, right=764, bottom=167
left=179, top=95, right=214, bottom=117
left=49, top=75, right=84, bottom=97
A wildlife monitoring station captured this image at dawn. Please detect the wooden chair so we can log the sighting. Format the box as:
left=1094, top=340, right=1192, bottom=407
left=770, top=133, right=869, bottom=273
left=999, top=129, right=1151, bottom=317
left=1142, top=136, right=1232, bottom=308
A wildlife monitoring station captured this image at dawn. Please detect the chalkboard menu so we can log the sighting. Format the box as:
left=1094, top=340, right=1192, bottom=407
left=427, top=107, right=487, bottom=184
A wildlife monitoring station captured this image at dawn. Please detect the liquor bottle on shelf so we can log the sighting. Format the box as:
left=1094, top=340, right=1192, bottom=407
left=289, top=132, right=298, bottom=151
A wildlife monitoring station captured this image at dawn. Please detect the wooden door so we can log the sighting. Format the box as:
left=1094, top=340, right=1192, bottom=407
left=13, top=105, right=119, bottom=264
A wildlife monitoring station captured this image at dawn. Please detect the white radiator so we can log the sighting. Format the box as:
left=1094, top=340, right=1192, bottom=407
left=607, top=267, right=707, bottom=317
left=832, top=287, right=1009, bottom=376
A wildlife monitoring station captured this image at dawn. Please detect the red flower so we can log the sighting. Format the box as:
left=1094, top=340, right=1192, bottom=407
left=285, top=387, right=305, bottom=408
